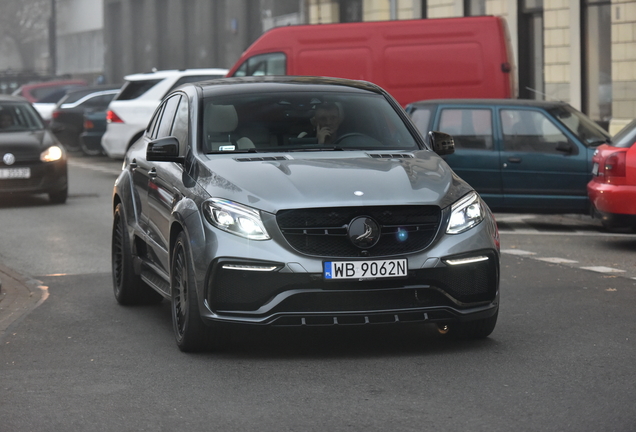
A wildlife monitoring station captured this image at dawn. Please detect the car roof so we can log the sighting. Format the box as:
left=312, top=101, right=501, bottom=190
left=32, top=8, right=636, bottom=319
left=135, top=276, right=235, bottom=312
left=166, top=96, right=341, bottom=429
left=0, top=94, right=31, bottom=103
left=13, top=79, right=87, bottom=90
left=407, top=98, right=570, bottom=109
left=124, top=68, right=229, bottom=81
left=196, top=76, right=386, bottom=98
left=63, top=85, right=121, bottom=98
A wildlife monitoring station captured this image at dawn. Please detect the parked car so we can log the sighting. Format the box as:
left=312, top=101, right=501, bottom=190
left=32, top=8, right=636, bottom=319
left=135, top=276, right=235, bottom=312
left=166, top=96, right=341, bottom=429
left=0, top=95, right=68, bottom=203
left=101, top=68, right=227, bottom=159
left=79, top=110, right=108, bottom=156
left=12, top=79, right=87, bottom=103
left=12, top=80, right=87, bottom=121
left=50, top=85, right=121, bottom=152
left=588, top=119, right=636, bottom=230
left=406, top=99, right=611, bottom=214
left=111, top=76, right=501, bottom=352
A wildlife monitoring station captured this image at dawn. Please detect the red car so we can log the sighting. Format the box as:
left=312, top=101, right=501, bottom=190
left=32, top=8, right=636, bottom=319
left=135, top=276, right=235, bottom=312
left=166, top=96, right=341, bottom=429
left=588, top=119, right=636, bottom=230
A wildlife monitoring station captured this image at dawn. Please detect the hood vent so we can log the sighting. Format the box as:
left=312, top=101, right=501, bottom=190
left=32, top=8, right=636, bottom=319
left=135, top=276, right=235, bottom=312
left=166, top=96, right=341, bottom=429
left=234, top=156, right=289, bottom=162
left=368, top=153, right=414, bottom=159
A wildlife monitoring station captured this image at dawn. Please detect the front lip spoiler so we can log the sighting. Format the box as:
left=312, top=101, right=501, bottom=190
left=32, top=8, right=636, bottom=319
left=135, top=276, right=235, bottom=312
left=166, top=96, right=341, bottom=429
left=200, top=301, right=498, bottom=327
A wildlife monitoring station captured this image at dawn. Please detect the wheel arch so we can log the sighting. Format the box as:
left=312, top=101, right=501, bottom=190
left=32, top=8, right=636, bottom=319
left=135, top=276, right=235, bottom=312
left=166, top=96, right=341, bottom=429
left=127, top=131, right=145, bottom=151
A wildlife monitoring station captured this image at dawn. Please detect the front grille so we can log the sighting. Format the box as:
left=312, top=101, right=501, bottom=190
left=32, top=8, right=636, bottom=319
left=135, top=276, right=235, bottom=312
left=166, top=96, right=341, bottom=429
left=276, top=205, right=441, bottom=257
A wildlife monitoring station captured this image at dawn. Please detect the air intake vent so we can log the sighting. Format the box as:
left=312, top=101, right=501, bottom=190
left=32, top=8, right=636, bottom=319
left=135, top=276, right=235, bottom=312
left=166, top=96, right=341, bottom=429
left=234, top=156, right=288, bottom=162
left=368, top=153, right=414, bottom=159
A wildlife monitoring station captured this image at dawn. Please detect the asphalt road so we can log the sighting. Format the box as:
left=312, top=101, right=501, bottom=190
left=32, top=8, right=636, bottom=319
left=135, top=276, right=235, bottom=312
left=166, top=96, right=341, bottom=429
left=1, top=155, right=635, bottom=431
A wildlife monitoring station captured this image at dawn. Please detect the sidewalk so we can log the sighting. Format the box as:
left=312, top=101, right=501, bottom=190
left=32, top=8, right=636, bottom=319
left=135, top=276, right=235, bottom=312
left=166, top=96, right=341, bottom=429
left=0, top=263, right=47, bottom=335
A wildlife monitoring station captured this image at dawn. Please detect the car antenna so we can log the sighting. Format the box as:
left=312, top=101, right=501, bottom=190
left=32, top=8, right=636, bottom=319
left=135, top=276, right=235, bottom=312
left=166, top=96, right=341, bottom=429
left=525, top=87, right=562, bottom=102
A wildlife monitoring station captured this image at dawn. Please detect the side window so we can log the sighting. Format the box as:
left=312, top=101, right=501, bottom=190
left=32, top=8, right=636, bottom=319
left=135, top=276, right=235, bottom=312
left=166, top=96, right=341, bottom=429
left=146, top=104, right=165, bottom=139
left=500, top=109, right=570, bottom=154
left=156, top=95, right=181, bottom=138
left=82, top=94, right=108, bottom=109
left=171, top=96, right=189, bottom=150
left=409, top=107, right=433, bottom=136
left=438, top=108, right=493, bottom=150
left=232, top=53, right=286, bottom=77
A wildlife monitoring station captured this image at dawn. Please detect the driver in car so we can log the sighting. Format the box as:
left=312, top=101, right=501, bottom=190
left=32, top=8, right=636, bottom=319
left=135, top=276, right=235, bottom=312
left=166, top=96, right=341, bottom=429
left=299, top=102, right=343, bottom=144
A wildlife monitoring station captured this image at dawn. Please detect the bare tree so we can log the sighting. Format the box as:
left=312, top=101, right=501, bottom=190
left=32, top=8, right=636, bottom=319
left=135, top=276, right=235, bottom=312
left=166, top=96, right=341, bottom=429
left=0, top=0, right=50, bottom=71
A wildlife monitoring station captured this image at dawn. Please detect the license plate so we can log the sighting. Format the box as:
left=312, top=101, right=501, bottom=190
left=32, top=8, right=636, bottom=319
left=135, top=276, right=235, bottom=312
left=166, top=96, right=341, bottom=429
left=0, top=168, right=30, bottom=179
left=592, top=162, right=599, bottom=175
left=324, top=258, right=408, bottom=280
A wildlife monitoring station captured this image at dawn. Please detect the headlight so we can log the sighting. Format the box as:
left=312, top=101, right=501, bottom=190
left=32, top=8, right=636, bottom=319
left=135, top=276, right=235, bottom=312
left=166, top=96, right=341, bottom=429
left=446, top=192, right=484, bottom=234
left=203, top=199, right=270, bottom=240
left=40, top=146, right=63, bottom=162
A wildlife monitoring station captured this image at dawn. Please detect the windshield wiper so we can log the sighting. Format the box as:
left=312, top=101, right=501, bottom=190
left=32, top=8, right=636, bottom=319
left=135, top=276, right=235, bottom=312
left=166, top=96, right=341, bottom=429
left=206, top=148, right=259, bottom=155
left=287, top=146, right=344, bottom=152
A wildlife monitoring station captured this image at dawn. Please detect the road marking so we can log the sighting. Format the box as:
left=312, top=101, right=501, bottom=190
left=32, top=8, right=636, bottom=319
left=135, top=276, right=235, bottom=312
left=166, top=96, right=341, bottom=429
left=499, top=230, right=636, bottom=238
left=501, top=249, right=536, bottom=256
left=502, top=249, right=633, bottom=279
left=580, top=266, right=626, bottom=274
left=536, top=257, right=579, bottom=264
left=68, top=160, right=121, bottom=175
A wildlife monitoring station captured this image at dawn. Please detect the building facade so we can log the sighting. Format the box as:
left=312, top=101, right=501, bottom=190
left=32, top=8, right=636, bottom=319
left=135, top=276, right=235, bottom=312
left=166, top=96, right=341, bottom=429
left=305, top=0, right=635, bottom=133
left=97, top=0, right=634, bottom=132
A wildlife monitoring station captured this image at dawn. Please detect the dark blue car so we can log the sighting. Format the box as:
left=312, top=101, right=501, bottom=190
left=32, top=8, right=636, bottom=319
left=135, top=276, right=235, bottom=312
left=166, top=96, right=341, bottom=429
left=406, top=99, right=611, bottom=213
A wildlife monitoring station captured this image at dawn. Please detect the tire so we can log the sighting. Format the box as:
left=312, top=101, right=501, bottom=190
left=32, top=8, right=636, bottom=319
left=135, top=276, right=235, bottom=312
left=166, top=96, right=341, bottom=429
left=80, top=138, right=103, bottom=156
left=111, top=203, right=162, bottom=305
left=438, top=310, right=498, bottom=340
left=49, top=187, right=68, bottom=204
left=171, top=232, right=212, bottom=352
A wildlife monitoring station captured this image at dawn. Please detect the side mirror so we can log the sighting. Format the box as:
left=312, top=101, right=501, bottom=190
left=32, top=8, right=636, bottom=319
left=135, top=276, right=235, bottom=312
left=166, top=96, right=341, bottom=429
left=147, top=136, right=184, bottom=163
left=428, top=131, right=455, bottom=155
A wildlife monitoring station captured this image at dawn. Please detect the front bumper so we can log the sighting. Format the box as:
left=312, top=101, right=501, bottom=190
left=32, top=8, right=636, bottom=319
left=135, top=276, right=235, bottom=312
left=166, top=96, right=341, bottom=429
left=0, top=160, right=67, bottom=195
left=203, top=252, right=499, bottom=326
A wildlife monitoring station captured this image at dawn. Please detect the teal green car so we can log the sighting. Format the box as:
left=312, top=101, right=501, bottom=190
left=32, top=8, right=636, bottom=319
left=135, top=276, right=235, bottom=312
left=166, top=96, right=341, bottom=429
left=406, top=99, right=611, bottom=213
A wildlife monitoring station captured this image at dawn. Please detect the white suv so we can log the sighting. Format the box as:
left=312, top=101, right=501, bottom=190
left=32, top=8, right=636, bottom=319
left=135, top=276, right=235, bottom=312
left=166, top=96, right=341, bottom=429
left=101, top=68, right=227, bottom=158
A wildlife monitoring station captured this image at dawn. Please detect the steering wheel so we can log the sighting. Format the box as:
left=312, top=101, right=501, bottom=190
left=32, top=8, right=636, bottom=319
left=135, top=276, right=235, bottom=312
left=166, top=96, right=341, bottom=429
left=334, top=133, right=369, bottom=145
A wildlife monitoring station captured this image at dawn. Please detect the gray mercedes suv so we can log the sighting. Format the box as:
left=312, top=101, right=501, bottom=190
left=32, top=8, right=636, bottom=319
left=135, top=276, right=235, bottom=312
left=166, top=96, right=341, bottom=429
left=111, top=76, right=500, bottom=352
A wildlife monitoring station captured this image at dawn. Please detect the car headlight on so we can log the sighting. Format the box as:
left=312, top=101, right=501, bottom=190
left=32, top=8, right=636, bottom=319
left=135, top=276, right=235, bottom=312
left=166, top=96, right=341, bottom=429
left=446, top=192, right=484, bottom=234
left=40, top=146, right=64, bottom=162
left=203, top=199, right=270, bottom=240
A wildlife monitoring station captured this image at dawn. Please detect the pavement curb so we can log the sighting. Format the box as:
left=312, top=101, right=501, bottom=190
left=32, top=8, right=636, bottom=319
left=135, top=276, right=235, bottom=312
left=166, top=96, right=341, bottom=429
left=0, top=263, right=47, bottom=336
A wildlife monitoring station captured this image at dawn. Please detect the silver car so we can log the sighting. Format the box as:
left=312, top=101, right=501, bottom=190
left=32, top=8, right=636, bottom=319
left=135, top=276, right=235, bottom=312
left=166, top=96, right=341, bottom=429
left=111, top=76, right=500, bottom=352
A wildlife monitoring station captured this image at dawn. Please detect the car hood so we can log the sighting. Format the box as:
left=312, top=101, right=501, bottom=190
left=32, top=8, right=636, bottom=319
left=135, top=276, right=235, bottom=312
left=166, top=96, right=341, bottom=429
left=196, top=150, right=473, bottom=213
left=0, top=130, right=57, bottom=160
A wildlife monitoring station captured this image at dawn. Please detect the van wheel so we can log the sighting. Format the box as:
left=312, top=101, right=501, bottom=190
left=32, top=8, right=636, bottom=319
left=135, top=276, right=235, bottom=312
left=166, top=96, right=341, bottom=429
left=437, top=310, right=498, bottom=339
left=171, top=232, right=213, bottom=352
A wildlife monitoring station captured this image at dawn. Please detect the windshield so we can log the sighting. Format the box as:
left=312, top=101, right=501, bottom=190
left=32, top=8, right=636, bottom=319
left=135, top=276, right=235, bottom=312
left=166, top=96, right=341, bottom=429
left=201, top=92, right=419, bottom=153
left=611, top=119, right=636, bottom=148
left=0, top=103, right=44, bottom=132
left=548, top=105, right=610, bottom=146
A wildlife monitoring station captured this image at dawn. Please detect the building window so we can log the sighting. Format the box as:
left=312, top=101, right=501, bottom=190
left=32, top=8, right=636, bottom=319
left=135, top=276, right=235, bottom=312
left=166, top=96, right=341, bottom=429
left=583, top=0, right=611, bottom=129
left=340, top=0, right=362, bottom=22
left=464, top=0, right=486, bottom=16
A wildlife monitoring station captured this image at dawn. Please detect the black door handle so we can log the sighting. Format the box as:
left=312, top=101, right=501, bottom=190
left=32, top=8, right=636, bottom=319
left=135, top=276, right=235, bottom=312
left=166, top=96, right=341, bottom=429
left=130, top=158, right=137, bottom=169
left=148, top=167, right=157, bottom=178
left=508, top=157, right=522, bottom=163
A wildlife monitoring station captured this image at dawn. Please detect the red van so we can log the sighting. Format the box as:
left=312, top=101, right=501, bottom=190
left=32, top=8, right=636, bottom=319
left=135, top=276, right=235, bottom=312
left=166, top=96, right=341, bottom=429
left=226, top=16, right=516, bottom=106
